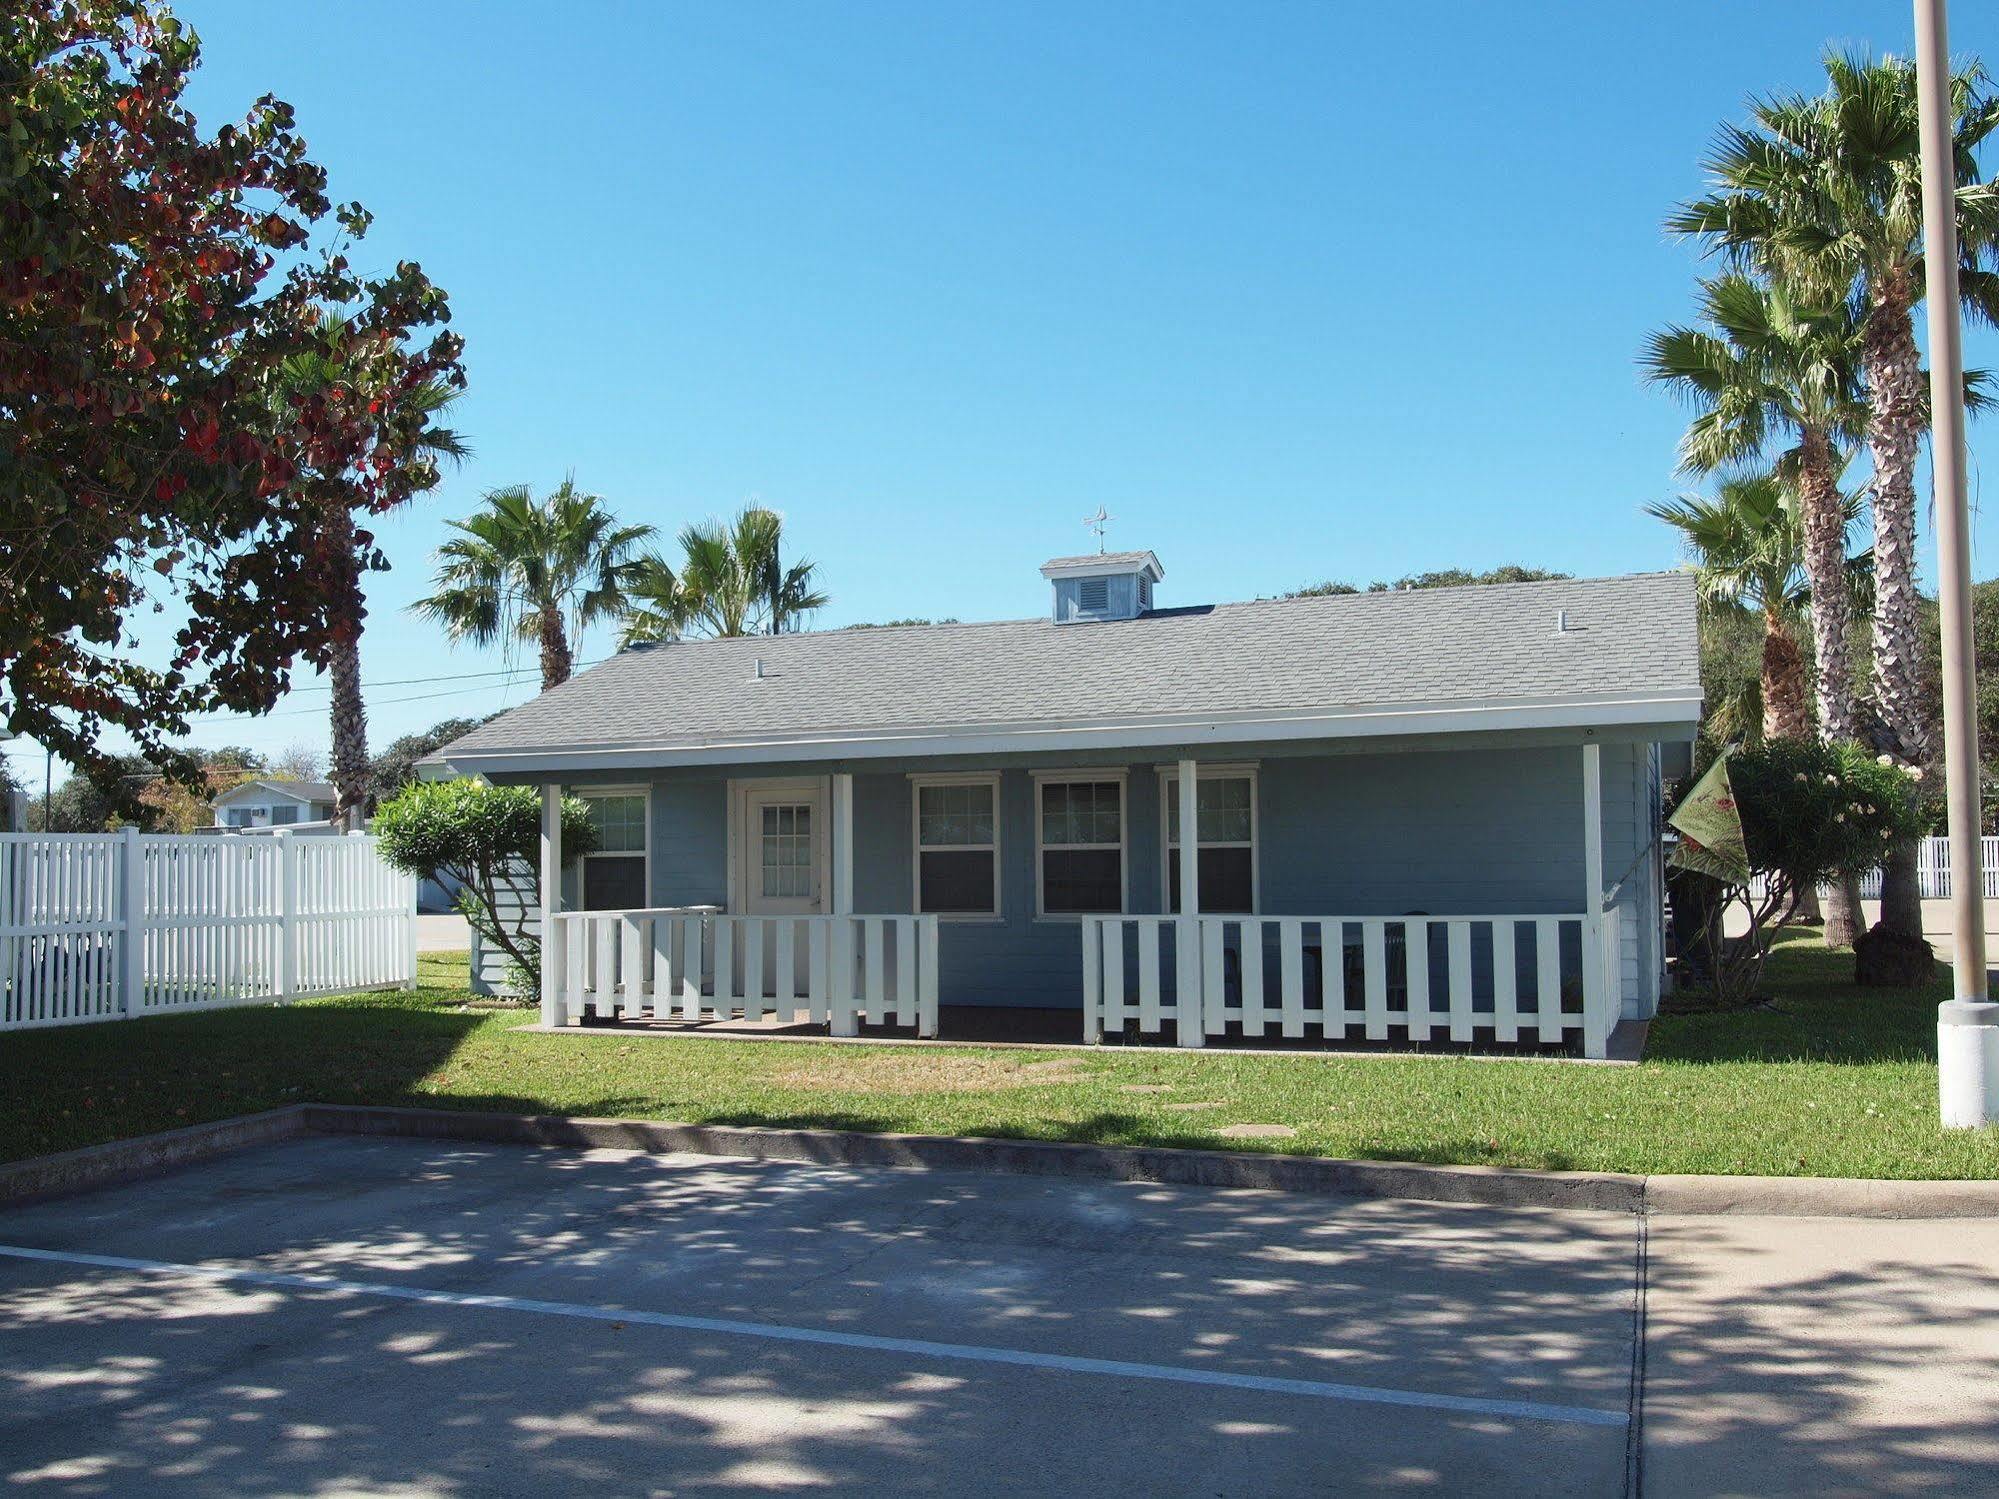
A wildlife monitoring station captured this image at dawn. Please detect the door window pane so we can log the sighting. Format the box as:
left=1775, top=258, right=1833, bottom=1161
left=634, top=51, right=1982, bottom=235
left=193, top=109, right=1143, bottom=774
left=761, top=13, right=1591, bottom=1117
left=760, top=803, right=813, bottom=899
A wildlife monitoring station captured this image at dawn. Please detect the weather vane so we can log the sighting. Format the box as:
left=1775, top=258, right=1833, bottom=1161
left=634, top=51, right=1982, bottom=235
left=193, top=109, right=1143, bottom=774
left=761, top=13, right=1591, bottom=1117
left=1083, top=506, right=1113, bottom=553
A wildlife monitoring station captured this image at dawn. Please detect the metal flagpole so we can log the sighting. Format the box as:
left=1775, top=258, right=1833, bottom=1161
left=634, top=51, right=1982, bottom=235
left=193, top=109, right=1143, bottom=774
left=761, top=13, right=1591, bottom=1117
left=1915, top=0, right=1998, bottom=1127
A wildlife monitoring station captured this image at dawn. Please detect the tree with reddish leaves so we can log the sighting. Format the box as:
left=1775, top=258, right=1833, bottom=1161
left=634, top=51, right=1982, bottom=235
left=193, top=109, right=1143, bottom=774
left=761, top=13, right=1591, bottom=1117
left=0, top=1, right=465, bottom=807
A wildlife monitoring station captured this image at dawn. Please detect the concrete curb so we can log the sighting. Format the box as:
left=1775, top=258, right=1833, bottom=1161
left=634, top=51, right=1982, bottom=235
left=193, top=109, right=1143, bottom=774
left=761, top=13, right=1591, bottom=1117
left=1644, top=1173, right=1999, bottom=1219
left=0, top=1107, right=308, bottom=1207
left=300, top=1103, right=1647, bottom=1212
left=4, top=1104, right=1993, bottom=1219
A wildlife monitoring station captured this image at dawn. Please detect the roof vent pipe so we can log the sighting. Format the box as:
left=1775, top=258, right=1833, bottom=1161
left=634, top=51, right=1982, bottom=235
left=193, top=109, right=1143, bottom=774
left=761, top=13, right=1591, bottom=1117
left=1555, top=609, right=1571, bottom=635
left=752, top=657, right=766, bottom=681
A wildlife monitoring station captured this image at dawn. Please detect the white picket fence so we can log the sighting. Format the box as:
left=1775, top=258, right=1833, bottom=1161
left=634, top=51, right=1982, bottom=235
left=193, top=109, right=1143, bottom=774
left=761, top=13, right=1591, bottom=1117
left=1853, top=836, right=1999, bottom=900
left=1, top=829, right=417, bottom=1032
left=552, top=908, right=939, bottom=1037
left=1082, top=910, right=1620, bottom=1057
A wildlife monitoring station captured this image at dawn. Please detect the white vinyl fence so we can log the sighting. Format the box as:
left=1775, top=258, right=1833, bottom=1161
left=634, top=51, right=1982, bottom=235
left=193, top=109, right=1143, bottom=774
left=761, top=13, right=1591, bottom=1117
left=1853, top=836, right=1999, bottom=900
left=1, top=829, right=416, bottom=1032
left=553, top=908, right=939, bottom=1038
left=1083, top=909, right=1622, bottom=1058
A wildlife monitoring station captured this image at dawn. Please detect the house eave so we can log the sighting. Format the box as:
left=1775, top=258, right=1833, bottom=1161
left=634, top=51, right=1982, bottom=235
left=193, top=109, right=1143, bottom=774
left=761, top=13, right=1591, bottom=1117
left=421, top=690, right=1702, bottom=778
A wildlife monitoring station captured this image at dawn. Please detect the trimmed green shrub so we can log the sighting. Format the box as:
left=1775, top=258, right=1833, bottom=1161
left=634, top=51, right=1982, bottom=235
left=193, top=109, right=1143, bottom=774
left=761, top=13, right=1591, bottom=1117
left=375, top=781, right=599, bottom=990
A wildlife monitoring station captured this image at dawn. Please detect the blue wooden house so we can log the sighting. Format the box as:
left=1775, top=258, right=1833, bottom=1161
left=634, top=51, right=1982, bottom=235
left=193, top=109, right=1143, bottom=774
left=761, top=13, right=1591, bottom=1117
left=425, top=554, right=1700, bottom=1057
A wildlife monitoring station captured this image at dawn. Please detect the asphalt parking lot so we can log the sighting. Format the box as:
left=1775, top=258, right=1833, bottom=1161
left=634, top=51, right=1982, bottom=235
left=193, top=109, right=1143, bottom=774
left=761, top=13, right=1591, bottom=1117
left=0, top=1136, right=1994, bottom=1496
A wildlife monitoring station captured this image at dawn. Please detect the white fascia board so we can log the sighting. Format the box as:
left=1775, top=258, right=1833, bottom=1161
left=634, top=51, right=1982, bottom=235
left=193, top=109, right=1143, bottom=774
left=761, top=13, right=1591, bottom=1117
left=435, top=691, right=1704, bottom=777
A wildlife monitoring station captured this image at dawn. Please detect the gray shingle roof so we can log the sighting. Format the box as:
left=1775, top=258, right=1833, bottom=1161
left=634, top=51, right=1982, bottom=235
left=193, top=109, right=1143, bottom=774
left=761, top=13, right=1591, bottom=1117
left=215, top=779, right=338, bottom=804
left=430, top=572, right=1699, bottom=766
left=1040, top=551, right=1159, bottom=570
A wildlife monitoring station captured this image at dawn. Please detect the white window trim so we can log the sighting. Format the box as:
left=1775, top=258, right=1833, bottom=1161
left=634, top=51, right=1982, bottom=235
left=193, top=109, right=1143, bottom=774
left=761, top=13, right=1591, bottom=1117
left=572, top=784, right=652, bottom=911
left=908, top=772, right=1002, bottom=921
left=1156, top=764, right=1259, bottom=914
left=1032, top=768, right=1129, bottom=919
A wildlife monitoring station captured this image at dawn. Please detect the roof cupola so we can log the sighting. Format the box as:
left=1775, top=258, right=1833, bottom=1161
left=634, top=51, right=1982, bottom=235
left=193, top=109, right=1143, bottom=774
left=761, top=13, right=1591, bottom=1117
left=1039, top=550, right=1164, bottom=624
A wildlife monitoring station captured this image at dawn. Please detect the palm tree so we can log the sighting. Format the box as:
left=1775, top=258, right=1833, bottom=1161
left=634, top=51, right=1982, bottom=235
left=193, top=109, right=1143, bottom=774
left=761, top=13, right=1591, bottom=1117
left=1670, top=53, right=1999, bottom=950
left=1646, top=472, right=1863, bottom=743
left=1645, top=274, right=1873, bottom=944
left=1643, top=273, right=1866, bottom=737
left=413, top=479, right=656, bottom=691
left=621, top=506, right=827, bottom=644
left=274, top=317, right=467, bottom=826
left=1671, top=52, right=1999, bottom=764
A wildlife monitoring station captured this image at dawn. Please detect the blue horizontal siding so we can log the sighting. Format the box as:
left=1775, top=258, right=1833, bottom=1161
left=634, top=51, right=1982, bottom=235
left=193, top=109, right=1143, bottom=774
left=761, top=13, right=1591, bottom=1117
left=593, top=737, right=1660, bottom=1013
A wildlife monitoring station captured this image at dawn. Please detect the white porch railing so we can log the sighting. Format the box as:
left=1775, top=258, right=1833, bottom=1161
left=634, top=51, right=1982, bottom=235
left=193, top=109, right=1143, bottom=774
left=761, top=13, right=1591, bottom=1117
left=1082, top=910, right=1621, bottom=1058
left=551, top=908, right=939, bottom=1037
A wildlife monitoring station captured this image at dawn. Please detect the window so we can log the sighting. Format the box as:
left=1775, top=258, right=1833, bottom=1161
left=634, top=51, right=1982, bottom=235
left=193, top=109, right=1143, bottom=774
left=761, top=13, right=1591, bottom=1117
left=1037, top=776, right=1125, bottom=914
left=226, top=808, right=256, bottom=828
left=912, top=776, right=999, bottom=916
left=759, top=802, right=814, bottom=899
left=1163, top=770, right=1257, bottom=913
left=579, top=791, right=648, bottom=910
left=270, top=804, right=299, bottom=826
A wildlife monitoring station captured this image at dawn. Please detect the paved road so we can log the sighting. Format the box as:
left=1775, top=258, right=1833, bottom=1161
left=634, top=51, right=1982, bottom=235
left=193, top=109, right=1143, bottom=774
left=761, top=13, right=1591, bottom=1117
left=414, top=913, right=470, bottom=953
left=0, top=1139, right=1992, bottom=1496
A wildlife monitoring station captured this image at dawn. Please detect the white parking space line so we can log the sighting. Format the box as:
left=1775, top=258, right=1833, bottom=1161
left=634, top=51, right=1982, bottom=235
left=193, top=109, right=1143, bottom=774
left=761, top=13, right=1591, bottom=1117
left=0, top=1241, right=1627, bottom=1430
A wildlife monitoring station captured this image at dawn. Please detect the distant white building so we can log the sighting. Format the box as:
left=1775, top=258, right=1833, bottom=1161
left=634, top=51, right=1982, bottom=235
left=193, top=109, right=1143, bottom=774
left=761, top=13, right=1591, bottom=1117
left=209, top=779, right=339, bottom=829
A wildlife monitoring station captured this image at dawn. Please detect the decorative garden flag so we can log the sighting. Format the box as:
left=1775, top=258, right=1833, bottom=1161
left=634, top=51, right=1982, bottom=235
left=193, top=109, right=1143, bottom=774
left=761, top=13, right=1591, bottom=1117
left=1668, top=753, right=1751, bottom=885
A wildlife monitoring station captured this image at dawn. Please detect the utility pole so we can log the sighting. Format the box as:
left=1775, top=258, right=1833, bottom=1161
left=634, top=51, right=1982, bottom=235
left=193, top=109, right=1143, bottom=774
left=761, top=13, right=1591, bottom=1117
left=1916, top=0, right=1998, bottom=1127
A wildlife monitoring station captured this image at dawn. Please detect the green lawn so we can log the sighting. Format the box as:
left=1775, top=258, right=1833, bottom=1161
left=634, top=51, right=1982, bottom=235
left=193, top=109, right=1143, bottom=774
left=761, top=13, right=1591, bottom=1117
left=4, top=933, right=1995, bottom=1179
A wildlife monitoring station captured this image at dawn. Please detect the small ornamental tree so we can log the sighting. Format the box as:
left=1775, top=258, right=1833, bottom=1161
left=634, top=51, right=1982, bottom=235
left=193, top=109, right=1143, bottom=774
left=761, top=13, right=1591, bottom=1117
left=1673, top=738, right=1923, bottom=1004
left=373, top=781, right=597, bottom=991
left=2, top=2, right=464, bottom=799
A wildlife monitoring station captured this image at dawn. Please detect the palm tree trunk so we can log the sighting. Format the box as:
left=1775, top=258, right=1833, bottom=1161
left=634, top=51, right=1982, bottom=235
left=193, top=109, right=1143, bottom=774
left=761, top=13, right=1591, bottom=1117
left=1861, top=275, right=1930, bottom=764
left=1796, top=429, right=1863, bottom=946
left=537, top=609, right=573, bottom=690
left=1761, top=607, right=1821, bottom=923
left=321, top=509, right=370, bottom=828
left=1860, top=278, right=1932, bottom=950
left=1824, top=869, right=1864, bottom=947
left=1759, top=608, right=1811, bottom=741
left=1796, top=429, right=1857, bottom=743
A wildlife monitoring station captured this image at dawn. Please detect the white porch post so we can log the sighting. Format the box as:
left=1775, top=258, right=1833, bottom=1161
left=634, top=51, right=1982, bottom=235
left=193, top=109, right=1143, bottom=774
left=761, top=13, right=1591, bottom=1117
left=1176, top=758, right=1205, bottom=1048
left=1580, top=742, right=1609, bottom=1058
left=829, top=772, right=856, bottom=1036
left=539, top=782, right=564, bottom=1028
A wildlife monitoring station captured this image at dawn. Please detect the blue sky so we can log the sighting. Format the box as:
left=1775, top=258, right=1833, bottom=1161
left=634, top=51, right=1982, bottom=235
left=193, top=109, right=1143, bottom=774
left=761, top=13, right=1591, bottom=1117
left=13, top=1, right=1999, bottom=790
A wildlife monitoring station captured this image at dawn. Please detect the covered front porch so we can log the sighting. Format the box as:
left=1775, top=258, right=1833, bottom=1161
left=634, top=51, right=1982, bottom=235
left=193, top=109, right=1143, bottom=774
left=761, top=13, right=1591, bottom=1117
left=530, top=739, right=1642, bottom=1058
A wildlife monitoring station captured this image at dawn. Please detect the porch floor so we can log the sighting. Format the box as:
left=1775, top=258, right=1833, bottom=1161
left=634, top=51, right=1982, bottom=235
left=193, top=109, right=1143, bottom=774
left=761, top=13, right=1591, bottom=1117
left=528, top=1008, right=1650, bottom=1063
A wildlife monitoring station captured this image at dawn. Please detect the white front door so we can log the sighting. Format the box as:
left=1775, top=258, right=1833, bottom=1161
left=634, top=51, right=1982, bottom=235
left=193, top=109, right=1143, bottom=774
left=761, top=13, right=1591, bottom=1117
left=737, top=782, right=827, bottom=916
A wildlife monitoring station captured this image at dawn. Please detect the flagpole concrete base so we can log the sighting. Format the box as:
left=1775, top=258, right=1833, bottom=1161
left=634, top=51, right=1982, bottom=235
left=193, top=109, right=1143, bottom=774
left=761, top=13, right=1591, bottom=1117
left=1938, top=1000, right=1999, bottom=1129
